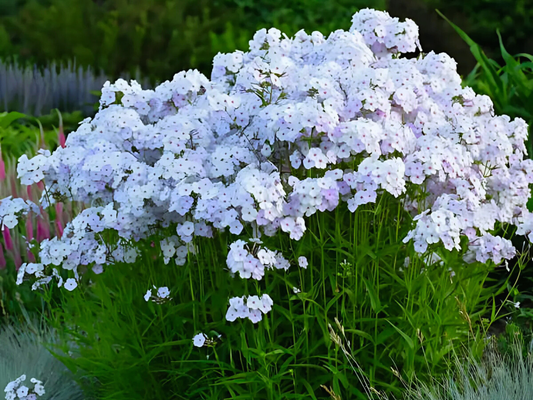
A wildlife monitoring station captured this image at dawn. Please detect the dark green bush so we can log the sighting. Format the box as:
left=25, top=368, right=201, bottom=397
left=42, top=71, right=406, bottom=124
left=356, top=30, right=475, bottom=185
left=424, top=0, right=533, bottom=63
left=2, top=0, right=532, bottom=83
left=0, top=0, right=386, bottom=83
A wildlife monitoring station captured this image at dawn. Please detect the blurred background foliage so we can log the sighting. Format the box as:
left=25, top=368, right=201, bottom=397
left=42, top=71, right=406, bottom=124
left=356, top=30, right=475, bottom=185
left=0, top=0, right=531, bottom=116
left=0, top=0, right=386, bottom=86
left=1, top=0, right=531, bottom=82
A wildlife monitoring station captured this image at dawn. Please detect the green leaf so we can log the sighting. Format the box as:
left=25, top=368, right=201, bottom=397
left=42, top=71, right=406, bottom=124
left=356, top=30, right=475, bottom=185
left=344, top=328, right=374, bottom=343
left=0, top=111, right=26, bottom=129
left=496, top=30, right=531, bottom=98
left=386, top=320, right=415, bottom=350
left=362, top=276, right=382, bottom=313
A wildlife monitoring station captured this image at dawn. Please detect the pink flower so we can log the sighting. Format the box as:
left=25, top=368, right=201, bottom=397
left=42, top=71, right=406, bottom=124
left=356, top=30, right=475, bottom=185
left=0, top=150, right=5, bottom=182
left=25, top=215, right=34, bottom=241
left=3, top=227, right=13, bottom=251
left=0, top=242, right=6, bottom=269
left=36, top=218, right=50, bottom=243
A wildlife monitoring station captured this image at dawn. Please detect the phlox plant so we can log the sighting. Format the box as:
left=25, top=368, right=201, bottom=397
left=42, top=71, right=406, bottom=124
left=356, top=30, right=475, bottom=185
left=5, top=7, right=533, bottom=399
left=4, top=374, right=45, bottom=400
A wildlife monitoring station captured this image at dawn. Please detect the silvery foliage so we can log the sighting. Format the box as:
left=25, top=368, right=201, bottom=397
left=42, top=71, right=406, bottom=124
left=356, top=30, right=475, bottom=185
left=0, top=314, right=85, bottom=400
left=404, top=338, right=533, bottom=400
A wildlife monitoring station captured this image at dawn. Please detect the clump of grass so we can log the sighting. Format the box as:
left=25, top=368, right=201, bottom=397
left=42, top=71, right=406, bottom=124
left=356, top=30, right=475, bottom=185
left=0, top=309, right=87, bottom=400
left=404, top=333, right=533, bottom=400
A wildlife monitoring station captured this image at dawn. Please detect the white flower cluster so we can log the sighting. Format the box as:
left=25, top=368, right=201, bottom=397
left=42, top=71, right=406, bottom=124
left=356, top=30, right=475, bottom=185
left=144, top=286, right=171, bottom=303
left=4, top=375, right=44, bottom=400
left=225, top=294, right=273, bottom=323
left=160, top=236, right=193, bottom=265
left=227, top=239, right=291, bottom=279
left=10, top=8, right=533, bottom=304
left=16, top=262, right=78, bottom=291
left=17, top=150, right=51, bottom=186
left=0, top=197, right=39, bottom=229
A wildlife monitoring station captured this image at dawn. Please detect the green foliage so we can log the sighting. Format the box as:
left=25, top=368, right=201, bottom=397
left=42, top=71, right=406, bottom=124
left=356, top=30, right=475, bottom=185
left=38, top=190, right=499, bottom=399
left=0, top=263, right=43, bottom=326
left=0, top=113, right=56, bottom=164
left=0, top=111, right=65, bottom=173
left=35, top=109, right=84, bottom=134
left=0, top=0, right=386, bottom=83
left=3, top=0, right=531, bottom=85
left=424, top=0, right=533, bottom=65
left=0, top=109, right=84, bottom=167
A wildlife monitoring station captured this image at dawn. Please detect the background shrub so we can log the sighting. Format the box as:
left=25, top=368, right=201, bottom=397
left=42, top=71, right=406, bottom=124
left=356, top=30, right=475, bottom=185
left=1, top=0, right=531, bottom=85
left=0, top=0, right=379, bottom=85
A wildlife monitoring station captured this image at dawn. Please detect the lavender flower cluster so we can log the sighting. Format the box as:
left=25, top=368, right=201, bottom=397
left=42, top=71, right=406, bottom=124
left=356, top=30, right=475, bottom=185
left=4, top=375, right=45, bottom=400
left=9, top=9, right=533, bottom=322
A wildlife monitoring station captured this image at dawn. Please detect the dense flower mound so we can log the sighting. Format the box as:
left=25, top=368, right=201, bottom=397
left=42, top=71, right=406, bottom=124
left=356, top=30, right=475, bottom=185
left=7, top=9, right=533, bottom=314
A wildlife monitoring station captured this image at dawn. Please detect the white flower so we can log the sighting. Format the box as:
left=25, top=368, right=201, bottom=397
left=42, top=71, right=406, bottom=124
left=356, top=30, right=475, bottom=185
left=92, top=264, right=104, bottom=274
left=259, top=294, right=274, bottom=314
left=4, top=380, right=17, bottom=392
left=246, top=295, right=261, bottom=310
left=157, top=287, right=170, bottom=299
left=298, top=256, right=308, bottom=269
left=16, top=264, right=26, bottom=286
left=63, top=278, right=78, bottom=291
left=144, top=289, right=152, bottom=302
left=16, top=386, right=29, bottom=398
left=192, top=333, right=206, bottom=347
left=229, top=296, right=244, bottom=309
left=30, top=380, right=44, bottom=397
left=225, top=306, right=239, bottom=322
